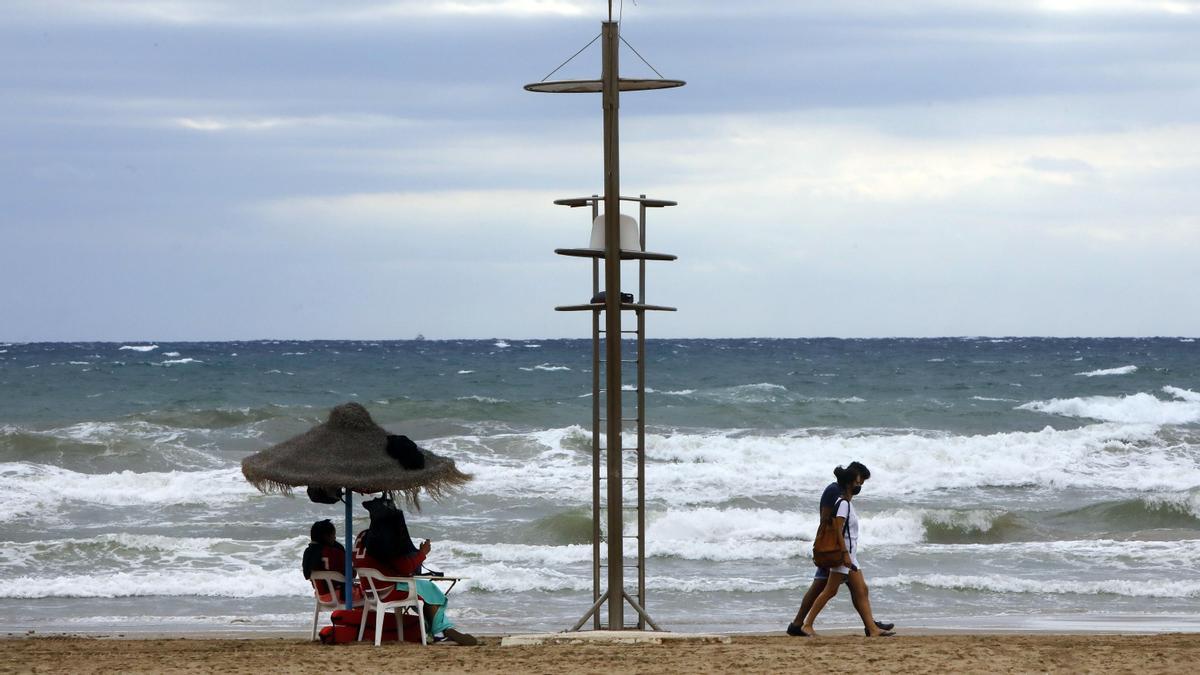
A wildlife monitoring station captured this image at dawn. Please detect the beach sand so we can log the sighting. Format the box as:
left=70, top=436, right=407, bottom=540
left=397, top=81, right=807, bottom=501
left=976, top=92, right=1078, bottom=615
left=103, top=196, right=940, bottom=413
left=3, top=633, right=1198, bottom=674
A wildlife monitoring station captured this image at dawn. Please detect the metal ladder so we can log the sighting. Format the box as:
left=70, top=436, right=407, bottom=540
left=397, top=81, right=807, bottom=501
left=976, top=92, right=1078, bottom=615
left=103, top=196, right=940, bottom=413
left=554, top=194, right=675, bottom=631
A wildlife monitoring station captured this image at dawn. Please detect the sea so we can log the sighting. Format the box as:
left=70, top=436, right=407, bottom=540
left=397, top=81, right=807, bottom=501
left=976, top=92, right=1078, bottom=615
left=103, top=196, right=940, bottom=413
left=1, top=337, right=1198, bottom=635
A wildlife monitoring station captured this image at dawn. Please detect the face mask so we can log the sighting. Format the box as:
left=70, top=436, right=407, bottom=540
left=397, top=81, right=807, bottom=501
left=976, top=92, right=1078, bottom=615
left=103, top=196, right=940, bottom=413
left=851, top=485, right=862, bottom=495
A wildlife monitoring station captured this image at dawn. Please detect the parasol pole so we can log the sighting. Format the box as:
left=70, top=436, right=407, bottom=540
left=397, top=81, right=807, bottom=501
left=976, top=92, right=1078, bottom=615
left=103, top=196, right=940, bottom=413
left=343, top=489, right=354, bottom=610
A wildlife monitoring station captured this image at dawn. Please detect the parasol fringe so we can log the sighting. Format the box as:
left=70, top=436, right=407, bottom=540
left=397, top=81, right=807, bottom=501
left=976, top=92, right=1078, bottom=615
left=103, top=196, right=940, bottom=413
left=242, top=465, right=473, bottom=510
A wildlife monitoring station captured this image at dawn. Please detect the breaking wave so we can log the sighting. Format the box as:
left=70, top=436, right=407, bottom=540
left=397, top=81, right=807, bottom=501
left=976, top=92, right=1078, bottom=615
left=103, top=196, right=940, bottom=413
left=1018, top=386, right=1200, bottom=425
left=1076, top=365, right=1137, bottom=377
left=0, top=464, right=256, bottom=521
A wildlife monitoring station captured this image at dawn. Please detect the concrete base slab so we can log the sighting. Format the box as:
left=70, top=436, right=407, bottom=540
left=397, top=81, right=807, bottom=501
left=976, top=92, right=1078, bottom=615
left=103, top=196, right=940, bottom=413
left=500, top=631, right=731, bottom=647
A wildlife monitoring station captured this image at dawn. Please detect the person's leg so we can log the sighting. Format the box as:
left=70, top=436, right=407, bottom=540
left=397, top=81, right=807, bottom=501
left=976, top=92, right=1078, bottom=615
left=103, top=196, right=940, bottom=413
left=846, top=571, right=893, bottom=636
left=792, top=577, right=826, bottom=626
left=801, top=571, right=845, bottom=634
left=845, top=570, right=877, bottom=632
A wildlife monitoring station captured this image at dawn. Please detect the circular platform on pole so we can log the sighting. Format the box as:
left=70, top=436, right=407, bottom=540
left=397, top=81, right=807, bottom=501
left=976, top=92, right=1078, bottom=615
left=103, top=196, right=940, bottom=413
left=525, top=78, right=685, bottom=93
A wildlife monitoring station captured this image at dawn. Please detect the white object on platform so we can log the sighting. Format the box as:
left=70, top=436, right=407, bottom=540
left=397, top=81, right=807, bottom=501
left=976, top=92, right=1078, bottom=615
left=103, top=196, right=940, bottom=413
left=589, top=214, right=641, bottom=251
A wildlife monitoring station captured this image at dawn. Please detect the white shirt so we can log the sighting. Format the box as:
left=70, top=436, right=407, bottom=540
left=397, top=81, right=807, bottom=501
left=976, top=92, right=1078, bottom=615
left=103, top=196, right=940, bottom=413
left=834, top=498, right=860, bottom=572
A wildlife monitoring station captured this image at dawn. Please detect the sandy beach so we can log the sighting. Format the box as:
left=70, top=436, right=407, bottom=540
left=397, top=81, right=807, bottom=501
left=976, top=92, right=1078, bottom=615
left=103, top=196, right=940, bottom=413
left=3, top=633, right=1199, bottom=674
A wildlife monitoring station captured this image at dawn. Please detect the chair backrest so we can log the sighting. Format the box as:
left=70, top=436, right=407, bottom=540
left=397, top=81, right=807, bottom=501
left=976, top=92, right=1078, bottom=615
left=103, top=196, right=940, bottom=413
left=357, top=568, right=415, bottom=605
left=309, top=570, right=345, bottom=604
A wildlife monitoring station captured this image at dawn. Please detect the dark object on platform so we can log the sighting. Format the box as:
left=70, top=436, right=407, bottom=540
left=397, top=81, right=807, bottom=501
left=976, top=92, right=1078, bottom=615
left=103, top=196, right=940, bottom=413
left=591, top=291, right=634, bottom=304
left=306, top=486, right=344, bottom=504
left=386, top=434, right=426, bottom=470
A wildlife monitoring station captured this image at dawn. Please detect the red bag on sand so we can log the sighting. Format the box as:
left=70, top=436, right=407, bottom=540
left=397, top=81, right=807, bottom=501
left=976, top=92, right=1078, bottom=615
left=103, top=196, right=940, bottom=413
left=319, top=609, right=423, bottom=644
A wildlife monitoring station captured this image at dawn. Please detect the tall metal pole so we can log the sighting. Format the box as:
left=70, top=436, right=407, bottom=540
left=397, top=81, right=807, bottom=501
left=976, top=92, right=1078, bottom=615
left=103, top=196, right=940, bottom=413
left=601, top=19, right=623, bottom=630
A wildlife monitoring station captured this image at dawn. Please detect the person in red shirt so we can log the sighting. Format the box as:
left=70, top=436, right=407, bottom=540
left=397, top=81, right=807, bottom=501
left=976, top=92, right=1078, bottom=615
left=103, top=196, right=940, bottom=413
left=301, top=519, right=361, bottom=604
left=353, top=497, right=477, bottom=646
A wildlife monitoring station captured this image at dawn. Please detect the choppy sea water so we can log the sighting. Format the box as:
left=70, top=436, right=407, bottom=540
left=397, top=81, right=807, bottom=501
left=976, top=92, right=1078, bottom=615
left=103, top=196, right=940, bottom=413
left=0, top=337, right=1197, bottom=635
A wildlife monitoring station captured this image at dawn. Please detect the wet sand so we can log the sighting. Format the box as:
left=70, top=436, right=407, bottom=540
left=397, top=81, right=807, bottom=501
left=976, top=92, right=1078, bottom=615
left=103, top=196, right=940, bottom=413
left=2, top=633, right=1198, bottom=674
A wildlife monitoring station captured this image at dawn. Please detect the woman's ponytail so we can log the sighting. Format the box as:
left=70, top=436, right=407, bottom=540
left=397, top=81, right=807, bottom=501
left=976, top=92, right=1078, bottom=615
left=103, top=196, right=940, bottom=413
left=834, top=465, right=857, bottom=488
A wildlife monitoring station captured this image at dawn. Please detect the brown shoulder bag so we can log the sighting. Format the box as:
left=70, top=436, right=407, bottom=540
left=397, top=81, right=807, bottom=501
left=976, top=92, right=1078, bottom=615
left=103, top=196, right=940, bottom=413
left=812, top=498, right=849, bottom=568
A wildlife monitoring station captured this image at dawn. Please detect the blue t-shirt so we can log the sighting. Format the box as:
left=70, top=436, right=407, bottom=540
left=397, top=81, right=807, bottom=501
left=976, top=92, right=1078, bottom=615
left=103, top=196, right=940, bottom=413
left=819, top=481, right=843, bottom=511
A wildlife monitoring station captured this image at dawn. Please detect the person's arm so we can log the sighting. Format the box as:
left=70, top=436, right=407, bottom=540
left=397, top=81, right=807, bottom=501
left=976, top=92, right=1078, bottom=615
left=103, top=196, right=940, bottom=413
left=392, top=541, right=432, bottom=576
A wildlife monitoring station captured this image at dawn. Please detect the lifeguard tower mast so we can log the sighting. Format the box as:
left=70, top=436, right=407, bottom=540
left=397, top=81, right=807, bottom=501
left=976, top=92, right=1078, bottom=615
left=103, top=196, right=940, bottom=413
left=525, top=2, right=684, bottom=632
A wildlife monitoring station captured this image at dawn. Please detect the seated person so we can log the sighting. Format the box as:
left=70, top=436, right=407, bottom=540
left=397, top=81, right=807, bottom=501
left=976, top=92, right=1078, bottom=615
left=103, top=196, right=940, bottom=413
left=301, top=519, right=361, bottom=604
left=353, top=497, right=477, bottom=646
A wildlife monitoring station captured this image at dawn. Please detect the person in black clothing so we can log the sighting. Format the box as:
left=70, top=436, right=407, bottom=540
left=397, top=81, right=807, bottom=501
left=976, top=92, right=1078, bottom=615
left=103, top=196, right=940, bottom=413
left=787, top=461, right=895, bottom=637
left=302, top=519, right=352, bottom=602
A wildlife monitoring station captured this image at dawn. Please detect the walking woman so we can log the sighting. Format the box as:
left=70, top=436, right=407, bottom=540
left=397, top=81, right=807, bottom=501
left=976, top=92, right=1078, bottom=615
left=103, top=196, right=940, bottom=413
left=800, top=465, right=894, bottom=637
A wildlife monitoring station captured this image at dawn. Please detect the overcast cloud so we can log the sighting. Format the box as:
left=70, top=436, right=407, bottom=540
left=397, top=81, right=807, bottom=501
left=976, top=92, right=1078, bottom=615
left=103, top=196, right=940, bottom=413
left=2, top=0, right=1198, bottom=340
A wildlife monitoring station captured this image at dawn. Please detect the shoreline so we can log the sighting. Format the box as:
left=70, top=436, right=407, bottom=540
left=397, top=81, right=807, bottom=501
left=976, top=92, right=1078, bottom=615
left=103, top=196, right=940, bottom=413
left=8, top=611, right=1200, bottom=640
left=3, top=634, right=1198, bottom=674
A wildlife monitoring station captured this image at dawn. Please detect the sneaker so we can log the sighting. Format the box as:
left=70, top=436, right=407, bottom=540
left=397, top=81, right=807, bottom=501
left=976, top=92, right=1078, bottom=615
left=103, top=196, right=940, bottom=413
left=786, top=623, right=811, bottom=637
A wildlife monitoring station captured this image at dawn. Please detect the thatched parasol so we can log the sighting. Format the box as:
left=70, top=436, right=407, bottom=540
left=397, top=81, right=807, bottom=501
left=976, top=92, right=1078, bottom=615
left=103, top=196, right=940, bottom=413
left=242, top=401, right=471, bottom=506
left=241, top=402, right=471, bottom=611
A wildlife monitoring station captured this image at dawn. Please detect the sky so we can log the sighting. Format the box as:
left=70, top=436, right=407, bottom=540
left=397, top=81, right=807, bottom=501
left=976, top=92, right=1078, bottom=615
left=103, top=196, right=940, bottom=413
left=2, top=0, right=1198, bottom=340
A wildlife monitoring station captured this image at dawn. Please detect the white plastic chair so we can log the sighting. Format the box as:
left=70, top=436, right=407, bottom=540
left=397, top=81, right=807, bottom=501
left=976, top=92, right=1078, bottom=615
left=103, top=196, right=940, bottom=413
left=356, top=568, right=426, bottom=646
left=308, top=570, right=360, bottom=641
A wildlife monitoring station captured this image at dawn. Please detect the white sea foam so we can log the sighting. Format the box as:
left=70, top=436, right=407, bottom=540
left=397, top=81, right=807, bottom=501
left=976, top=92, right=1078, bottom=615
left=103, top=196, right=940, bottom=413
left=703, top=383, right=790, bottom=403
left=449, top=422, right=1193, bottom=503
left=874, top=574, right=1200, bottom=599
left=0, top=464, right=256, bottom=521
left=971, top=396, right=1017, bottom=402
left=0, top=533, right=307, bottom=571
left=157, top=358, right=202, bottom=366
left=0, top=569, right=306, bottom=599
left=45, top=613, right=307, bottom=627
left=520, top=364, right=571, bottom=372
left=456, top=395, right=507, bottom=404
left=163, top=352, right=181, bottom=357
left=1182, top=338, right=1196, bottom=343
left=1076, top=365, right=1137, bottom=377
left=494, top=340, right=510, bottom=348
left=453, top=564, right=797, bottom=594
left=455, top=562, right=588, bottom=593
left=442, top=541, right=591, bottom=566
left=119, top=345, right=158, bottom=352
left=1018, top=386, right=1200, bottom=425
left=457, top=370, right=475, bottom=374
left=0, top=419, right=220, bottom=461
left=927, top=358, right=945, bottom=363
